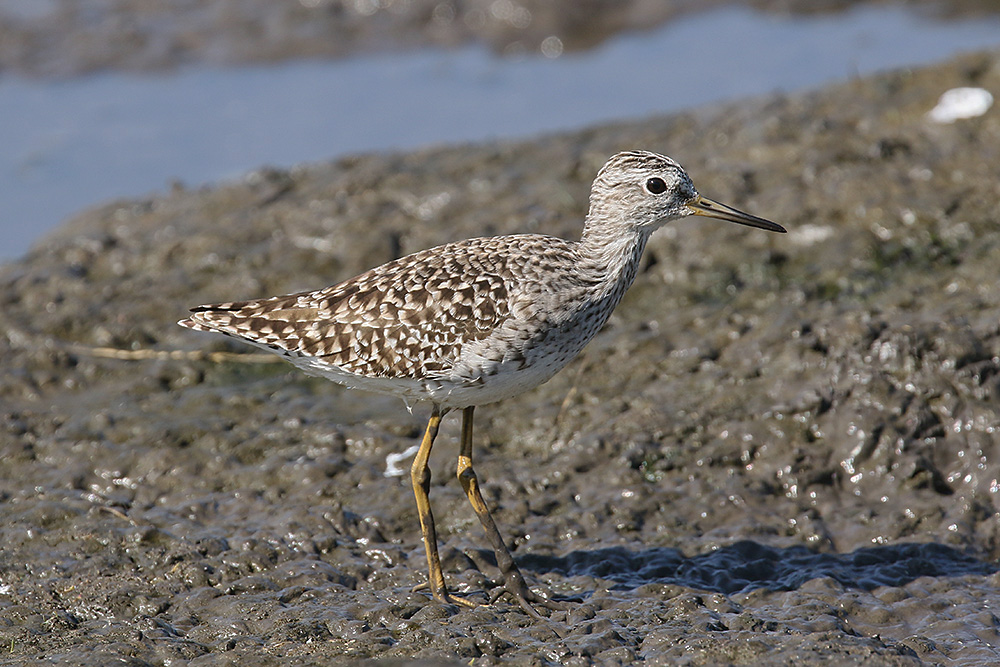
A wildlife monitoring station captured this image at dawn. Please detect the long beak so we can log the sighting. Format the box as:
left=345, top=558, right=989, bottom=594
left=686, top=195, right=786, bottom=233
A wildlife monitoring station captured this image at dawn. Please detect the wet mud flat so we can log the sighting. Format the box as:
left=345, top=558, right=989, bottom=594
left=2, top=50, right=1000, bottom=665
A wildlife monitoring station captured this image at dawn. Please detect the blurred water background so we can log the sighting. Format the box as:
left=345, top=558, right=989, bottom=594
left=1, top=2, right=999, bottom=260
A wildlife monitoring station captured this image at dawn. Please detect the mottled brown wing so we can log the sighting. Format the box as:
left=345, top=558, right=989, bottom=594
left=182, top=239, right=511, bottom=380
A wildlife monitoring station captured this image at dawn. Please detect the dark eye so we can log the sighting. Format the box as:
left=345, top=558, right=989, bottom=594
left=645, top=177, right=667, bottom=194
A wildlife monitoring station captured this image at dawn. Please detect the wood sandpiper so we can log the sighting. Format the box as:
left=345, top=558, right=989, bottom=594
left=179, top=150, right=785, bottom=616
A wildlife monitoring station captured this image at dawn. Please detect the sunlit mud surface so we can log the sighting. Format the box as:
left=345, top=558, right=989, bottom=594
left=2, top=50, right=1000, bottom=664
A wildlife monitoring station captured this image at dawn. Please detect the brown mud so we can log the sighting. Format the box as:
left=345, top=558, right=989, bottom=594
left=2, top=49, right=1000, bottom=665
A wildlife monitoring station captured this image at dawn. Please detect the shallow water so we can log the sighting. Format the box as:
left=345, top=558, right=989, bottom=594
left=2, top=4, right=1000, bottom=260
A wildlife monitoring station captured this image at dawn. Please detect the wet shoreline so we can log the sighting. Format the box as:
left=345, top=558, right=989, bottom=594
left=2, top=0, right=999, bottom=77
left=2, top=48, right=1000, bottom=664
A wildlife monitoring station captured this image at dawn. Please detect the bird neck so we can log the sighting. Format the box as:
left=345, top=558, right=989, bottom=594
left=577, top=219, right=651, bottom=299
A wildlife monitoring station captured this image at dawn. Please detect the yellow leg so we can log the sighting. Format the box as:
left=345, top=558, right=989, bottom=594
left=410, top=405, right=476, bottom=608
left=456, top=406, right=567, bottom=617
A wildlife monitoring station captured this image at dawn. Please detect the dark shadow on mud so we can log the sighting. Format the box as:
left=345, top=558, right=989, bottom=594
left=517, top=541, right=997, bottom=595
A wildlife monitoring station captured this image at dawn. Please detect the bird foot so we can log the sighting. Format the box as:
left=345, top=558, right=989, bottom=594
left=411, top=582, right=480, bottom=609
left=442, top=592, right=481, bottom=609
left=489, top=581, right=570, bottom=620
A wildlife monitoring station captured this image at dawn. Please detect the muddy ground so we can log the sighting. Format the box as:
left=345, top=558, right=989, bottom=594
left=2, top=48, right=1000, bottom=665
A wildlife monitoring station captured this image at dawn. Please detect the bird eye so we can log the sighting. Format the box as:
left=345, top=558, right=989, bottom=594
left=645, top=177, right=667, bottom=194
